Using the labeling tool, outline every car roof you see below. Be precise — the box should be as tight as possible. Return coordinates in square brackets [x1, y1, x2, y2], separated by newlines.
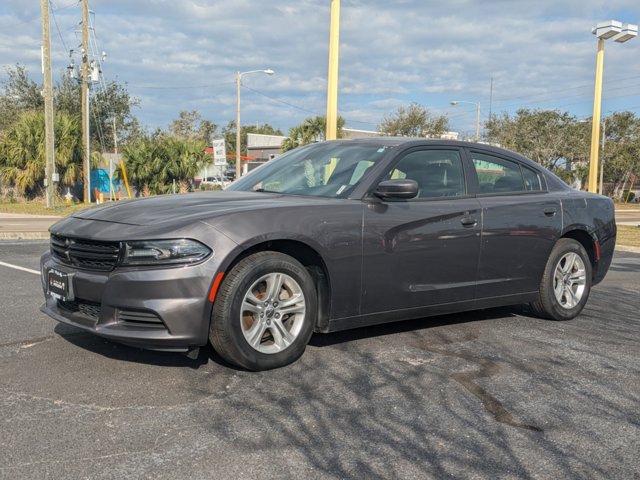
[341, 136, 571, 192]
[339, 137, 538, 168]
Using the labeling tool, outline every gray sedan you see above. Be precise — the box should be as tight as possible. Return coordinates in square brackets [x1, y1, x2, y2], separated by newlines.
[40, 139, 616, 370]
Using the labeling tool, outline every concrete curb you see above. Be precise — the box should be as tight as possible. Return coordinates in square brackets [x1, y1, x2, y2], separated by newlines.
[0, 213, 61, 219]
[0, 232, 50, 240]
[616, 245, 640, 254]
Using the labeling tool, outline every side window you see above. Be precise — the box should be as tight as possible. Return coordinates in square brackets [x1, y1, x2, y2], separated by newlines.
[471, 152, 525, 194]
[386, 149, 465, 199]
[522, 166, 542, 191]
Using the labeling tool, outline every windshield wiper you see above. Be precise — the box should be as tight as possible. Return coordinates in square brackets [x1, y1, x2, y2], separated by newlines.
[253, 188, 280, 193]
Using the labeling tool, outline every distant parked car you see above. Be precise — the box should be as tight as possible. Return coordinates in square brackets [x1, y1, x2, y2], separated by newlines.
[41, 139, 616, 371]
[623, 189, 640, 203]
[201, 176, 231, 188]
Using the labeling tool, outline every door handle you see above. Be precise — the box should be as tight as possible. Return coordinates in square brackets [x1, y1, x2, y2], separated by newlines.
[460, 217, 478, 227]
[543, 208, 557, 217]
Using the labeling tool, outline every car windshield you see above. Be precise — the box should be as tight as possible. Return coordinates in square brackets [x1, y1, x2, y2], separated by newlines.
[228, 142, 394, 198]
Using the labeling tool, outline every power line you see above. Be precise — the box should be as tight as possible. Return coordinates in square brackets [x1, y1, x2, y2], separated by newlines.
[491, 74, 640, 104]
[242, 85, 379, 128]
[49, 1, 69, 53]
[50, 0, 80, 11]
[129, 81, 235, 90]
[241, 85, 318, 115]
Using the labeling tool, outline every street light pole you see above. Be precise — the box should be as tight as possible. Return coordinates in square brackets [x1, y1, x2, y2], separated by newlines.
[451, 100, 481, 142]
[235, 69, 274, 180]
[236, 71, 241, 181]
[588, 38, 605, 194]
[325, 0, 340, 141]
[588, 20, 637, 193]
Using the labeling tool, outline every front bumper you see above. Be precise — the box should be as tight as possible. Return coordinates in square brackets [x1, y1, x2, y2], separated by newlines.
[40, 252, 217, 351]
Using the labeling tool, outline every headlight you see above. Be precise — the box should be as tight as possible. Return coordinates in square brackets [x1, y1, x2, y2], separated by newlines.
[120, 239, 212, 266]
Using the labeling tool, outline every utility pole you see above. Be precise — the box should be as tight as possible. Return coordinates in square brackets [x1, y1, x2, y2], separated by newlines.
[325, 0, 340, 141]
[81, 0, 90, 203]
[488, 76, 493, 120]
[41, 0, 56, 208]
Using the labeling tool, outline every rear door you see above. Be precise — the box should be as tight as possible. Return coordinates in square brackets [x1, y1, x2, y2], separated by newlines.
[468, 149, 562, 298]
[361, 147, 482, 315]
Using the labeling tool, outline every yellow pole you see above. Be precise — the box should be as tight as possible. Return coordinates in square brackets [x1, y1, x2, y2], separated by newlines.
[119, 160, 132, 199]
[626, 175, 637, 203]
[588, 38, 605, 193]
[325, 0, 340, 141]
[236, 71, 242, 180]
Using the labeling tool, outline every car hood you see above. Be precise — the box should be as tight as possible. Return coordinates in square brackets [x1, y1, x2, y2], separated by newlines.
[70, 191, 330, 226]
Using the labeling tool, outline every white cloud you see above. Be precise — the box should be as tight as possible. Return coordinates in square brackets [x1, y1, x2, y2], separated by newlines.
[1, 0, 639, 134]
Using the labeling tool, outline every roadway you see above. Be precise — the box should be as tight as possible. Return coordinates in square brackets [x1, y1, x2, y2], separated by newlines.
[616, 208, 640, 225]
[0, 213, 60, 237]
[0, 240, 638, 478]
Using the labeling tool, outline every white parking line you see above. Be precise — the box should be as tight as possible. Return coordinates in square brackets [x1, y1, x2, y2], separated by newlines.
[0, 261, 40, 275]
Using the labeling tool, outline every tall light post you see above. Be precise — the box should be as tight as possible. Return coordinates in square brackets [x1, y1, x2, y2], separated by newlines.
[325, 0, 340, 140]
[235, 69, 274, 180]
[451, 100, 481, 142]
[588, 20, 637, 193]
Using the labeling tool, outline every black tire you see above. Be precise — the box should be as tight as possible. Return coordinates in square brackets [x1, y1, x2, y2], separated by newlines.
[209, 252, 317, 371]
[530, 238, 592, 321]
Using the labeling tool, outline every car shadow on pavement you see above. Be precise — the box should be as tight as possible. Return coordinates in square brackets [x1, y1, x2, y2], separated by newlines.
[53, 306, 525, 371]
[309, 306, 522, 347]
[53, 324, 216, 369]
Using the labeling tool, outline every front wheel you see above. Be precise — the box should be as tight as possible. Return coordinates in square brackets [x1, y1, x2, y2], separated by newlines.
[209, 252, 317, 371]
[530, 238, 592, 321]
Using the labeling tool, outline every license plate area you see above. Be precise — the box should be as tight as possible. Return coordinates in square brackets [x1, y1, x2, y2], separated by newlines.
[47, 268, 74, 302]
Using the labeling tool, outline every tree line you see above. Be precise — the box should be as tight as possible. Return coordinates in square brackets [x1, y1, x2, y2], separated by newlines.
[0, 65, 283, 199]
[1, 64, 638, 201]
[485, 109, 640, 195]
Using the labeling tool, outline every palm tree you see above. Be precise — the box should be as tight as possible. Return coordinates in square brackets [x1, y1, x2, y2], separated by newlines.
[52, 112, 83, 185]
[0, 110, 83, 198]
[118, 136, 206, 196]
[118, 139, 158, 196]
[282, 115, 346, 152]
[157, 137, 206, 193]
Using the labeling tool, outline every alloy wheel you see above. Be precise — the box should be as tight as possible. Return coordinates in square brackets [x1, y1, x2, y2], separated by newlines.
[552, 252, 587, 309]
[240, 272, 307, 354]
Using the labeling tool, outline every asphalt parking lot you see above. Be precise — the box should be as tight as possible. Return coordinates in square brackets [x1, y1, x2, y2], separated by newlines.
[0, 240, 638, 479]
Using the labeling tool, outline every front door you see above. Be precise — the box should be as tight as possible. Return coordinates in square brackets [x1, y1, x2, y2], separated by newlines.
[361, 147, 482, 315]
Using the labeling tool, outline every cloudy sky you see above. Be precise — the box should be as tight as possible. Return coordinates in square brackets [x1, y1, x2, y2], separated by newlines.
[1, 0, 639, 138]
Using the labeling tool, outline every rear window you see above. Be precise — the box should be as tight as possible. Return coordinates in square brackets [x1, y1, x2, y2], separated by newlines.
[471, 152, 541, 194]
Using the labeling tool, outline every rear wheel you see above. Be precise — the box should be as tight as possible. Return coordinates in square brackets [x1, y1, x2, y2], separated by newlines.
[209, 252, 317, 371]
[530, 238, 592, 321]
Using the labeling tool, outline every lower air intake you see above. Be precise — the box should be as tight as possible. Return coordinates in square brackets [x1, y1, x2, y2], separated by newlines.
[117, 309, 165, 329]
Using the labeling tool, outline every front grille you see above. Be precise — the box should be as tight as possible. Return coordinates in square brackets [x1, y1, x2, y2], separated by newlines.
[57, 299, 101, 320]
[51, 235, 120, 271]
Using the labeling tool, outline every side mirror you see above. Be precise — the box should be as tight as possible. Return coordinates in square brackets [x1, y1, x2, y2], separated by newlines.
[374, 179, 418, 200]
